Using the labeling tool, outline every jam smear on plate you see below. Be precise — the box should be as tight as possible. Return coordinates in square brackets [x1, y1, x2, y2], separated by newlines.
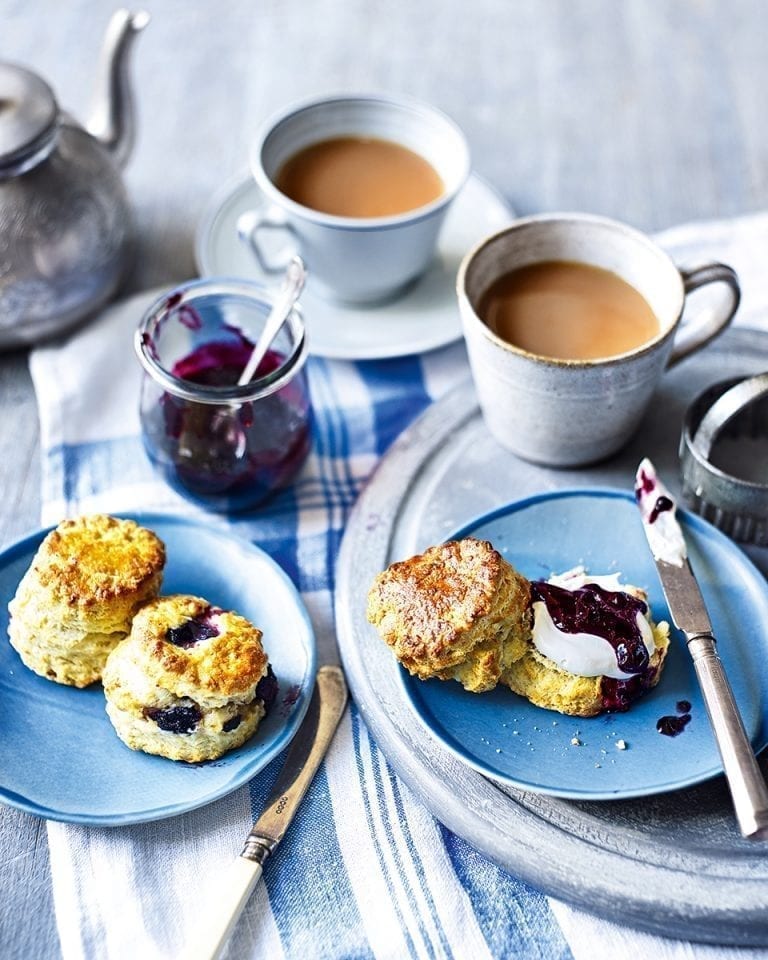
[656, 713, 691, 736]
[657, 698, 693, 736]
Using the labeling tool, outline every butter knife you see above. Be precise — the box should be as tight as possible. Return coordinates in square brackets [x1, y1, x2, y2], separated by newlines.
[635, 458, 768, 839]
[189, 664, 348, 960]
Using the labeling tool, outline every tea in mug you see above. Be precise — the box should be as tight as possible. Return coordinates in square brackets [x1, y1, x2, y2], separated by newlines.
[274, 136, 444, 218]
[479, 260, 660, 361]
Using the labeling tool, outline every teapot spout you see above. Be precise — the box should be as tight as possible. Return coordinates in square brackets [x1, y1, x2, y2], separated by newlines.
[86, 9, 149, 168]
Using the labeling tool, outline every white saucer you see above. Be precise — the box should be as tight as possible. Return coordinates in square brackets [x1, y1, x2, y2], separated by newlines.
[194, 172, 514, 360]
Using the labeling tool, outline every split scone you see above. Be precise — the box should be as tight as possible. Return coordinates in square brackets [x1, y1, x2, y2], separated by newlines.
[367, 541, 669, 716]
[7, 514, 165, 687]
[103, 594, 277, 762]
[500, 570, 670, 717]
[366, 538, 532, 693]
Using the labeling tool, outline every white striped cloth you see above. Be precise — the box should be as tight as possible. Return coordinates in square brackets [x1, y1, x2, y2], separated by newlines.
[29, 211, 768, 960]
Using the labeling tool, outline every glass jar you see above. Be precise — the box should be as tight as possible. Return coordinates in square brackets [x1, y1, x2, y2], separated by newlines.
[135, 277, 311, 512]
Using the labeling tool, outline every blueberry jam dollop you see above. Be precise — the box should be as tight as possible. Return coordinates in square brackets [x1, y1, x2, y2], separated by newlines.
[531, 581, 650, 674]
[255, 665, 278, 716]
[532, 579, 660, 713]
[141, 329, 311, 512]
[166, 615, 219, 649]
[145, 704, 202, 734]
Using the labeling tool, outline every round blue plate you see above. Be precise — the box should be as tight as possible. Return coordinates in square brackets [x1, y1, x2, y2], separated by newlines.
[0, 513, 317, 825]
[399, 489, 768, 799]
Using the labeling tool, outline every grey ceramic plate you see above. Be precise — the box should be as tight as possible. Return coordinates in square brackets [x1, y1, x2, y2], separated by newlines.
[335, 328, 768, 946]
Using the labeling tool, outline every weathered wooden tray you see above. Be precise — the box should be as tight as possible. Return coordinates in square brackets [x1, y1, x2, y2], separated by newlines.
[335, 328, 768, 946]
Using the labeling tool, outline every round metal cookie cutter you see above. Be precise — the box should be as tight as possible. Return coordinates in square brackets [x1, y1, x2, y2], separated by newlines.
[680, 372, 768, 544]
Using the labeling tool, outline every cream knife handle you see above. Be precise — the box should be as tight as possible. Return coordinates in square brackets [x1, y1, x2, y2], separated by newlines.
[189, 856, 264, 960]
[688, 634, 768, 839]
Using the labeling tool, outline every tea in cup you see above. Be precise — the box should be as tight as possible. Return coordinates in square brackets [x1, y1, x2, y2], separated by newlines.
[457, 213, 741, 467]
[241, 93, 471, 305]
[274, 134, 444, 218]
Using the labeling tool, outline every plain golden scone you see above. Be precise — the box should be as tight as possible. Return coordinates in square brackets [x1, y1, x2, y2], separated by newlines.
[366, 538, 531, 692]
[7, 514, 165, 687]
[103, 594, 276, 762]
[501, 617, 670, 717]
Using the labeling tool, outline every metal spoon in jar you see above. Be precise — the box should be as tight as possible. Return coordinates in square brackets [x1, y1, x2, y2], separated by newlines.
[237, 256, 307, 386]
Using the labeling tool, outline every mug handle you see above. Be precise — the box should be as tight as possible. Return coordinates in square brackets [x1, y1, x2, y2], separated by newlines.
[236, 208, 298, 274]
[667, 263, 741, 367]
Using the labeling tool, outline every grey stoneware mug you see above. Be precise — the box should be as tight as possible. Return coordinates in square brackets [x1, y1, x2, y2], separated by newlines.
[240, 93, 470, 305]
[457, 213, 741, 467]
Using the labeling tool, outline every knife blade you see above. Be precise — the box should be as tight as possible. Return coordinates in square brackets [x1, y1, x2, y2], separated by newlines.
[635, 458, 768, 839]
[188, 664, 348, 960]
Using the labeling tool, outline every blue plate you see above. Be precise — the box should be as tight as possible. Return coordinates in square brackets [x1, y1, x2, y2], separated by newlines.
[0, 513, 316, 825]
[399, 489, 768, 799]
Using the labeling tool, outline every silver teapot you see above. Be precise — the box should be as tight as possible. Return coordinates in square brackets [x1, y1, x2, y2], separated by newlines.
[0, 9, 148, 348]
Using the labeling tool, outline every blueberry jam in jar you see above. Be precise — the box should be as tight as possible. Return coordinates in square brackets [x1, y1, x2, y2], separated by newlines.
[135, 279, 311, 512]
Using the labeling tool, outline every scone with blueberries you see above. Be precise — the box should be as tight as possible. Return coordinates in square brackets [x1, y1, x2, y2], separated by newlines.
[367, 539, 669, 716]
[366, 538, 531, 693]
[7, 514, 165, 687]
[103, 594, 277, 762]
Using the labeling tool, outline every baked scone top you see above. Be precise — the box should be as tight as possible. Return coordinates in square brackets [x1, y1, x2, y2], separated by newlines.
[127, 594, 269, 699]
[32, 514, 166, 606]
[366, 538, 530, 669]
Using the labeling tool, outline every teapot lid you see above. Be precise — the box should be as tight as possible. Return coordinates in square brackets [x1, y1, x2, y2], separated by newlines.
[0, 63, 58, 172]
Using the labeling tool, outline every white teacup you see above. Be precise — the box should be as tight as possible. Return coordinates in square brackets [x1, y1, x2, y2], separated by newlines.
[457, 213, 741, 467]
[241, 93, 471, 305]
